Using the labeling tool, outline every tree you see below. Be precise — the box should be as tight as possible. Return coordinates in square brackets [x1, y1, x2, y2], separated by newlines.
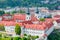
[27, 37, 31, 40]
[44, 14, 52, 18]
[23, 37, 27, 40]
[31, 36, 37, 40]
[47, 14, 52, 18]
[18, 10, 26, 13]
[0, 24, 5, 31]
[15, 24, 21, 35]
[11, 11, 17, 14]
[40, 18, 45, 21]
[24, 34, 27, 36]
[0, 33, 2, 37]
[13, 37, 20, 40]
[36, 36, 39, 38]
[48, 29, 60, 40]
[0, 10, 5, 16]
[27, 35, 31, 40]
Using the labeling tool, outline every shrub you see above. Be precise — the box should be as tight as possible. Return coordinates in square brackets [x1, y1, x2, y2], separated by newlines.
[21, 37, 27, 40]
[2, 37, 11, 40]
[18, 10, 26, 13]
[13, 37, 20, 40]
[36, 36, 39, 38]
[0, 33, 2, 37]
[0, 37, 2, 40]
[40, 18, 45, 21]
[24, 34, 27, 36]
[28, 35, 31, 37]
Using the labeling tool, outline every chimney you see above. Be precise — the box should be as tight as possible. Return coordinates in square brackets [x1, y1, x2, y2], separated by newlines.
[26, 7, 31, 21]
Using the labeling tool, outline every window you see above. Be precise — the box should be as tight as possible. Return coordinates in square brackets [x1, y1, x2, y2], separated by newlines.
[27, 17, 30, 19]
[27, 17, 28, 19]
[29, 17, 30, 19]
[10, 27, 14, 29]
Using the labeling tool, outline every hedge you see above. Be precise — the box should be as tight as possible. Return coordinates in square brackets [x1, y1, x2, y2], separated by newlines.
[13, 37, 21, 40]
[1, 37, 11, 40]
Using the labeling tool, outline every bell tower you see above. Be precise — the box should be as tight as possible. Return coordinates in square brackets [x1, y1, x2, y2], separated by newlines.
[26, 7, 31, 21]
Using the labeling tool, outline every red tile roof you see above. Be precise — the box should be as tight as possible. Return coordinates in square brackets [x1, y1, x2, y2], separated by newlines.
[3, 14, 12, 16]
[0, 21, 22, 26]
[13, 14, 38, 22]
[39, 19, 53, 29]
[22, 21, 33, 24]
[0, 18, 53, 30]
[13, 14, 26, 21]
[2, 18, 13, 21]
[0, 14, 54, 30]
[24, 24, 47, 30]
[43, 21, 53, 29]
[53, 15, 60, 23]
[31, 14, 38, 21]
[54, 15, 60, 18]
[45, 18, 54, 22]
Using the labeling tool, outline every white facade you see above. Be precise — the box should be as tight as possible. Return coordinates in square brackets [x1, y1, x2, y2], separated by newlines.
[45, 25, 54, 35]
[4, 23, 54, 40]
[23, 28, 44, 37]
[22, 25, 54, 37]
[55, 23, 60, 29]
[5, 26, 15, 33]
[35, 13, 40, 19]
[26, 15, 31, 21]
[5, 26, 24, 35]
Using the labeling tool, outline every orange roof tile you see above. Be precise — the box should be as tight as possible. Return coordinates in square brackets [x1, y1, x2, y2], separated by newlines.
[3, 14, 12, 16]
[54, 15, 60, 23]
[0, 21, 22, 26]
[31, 14, 38, 21]
[13, 14, 26, 20]
[24, 24, 47, 30]
[22, 21, 33, 24]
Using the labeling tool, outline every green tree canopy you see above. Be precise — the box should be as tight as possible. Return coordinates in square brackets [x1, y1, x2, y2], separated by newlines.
[39, 18, 45, 21]
[18, 10, 26, 13]
[15, 24, 21, 35]
[0, 10, 5, 16]
[48, 29, 60, 40]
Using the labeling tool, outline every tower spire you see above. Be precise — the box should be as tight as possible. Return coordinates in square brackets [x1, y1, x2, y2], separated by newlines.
[27, 7, 30, 15]
[36, 7, 39, 14]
